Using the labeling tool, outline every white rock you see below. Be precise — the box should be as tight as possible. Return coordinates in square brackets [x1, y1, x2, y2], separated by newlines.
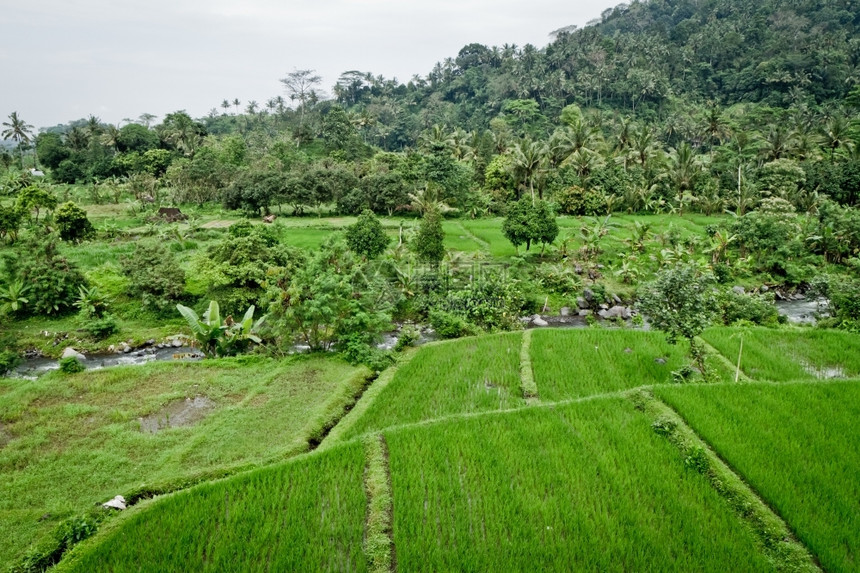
[532, 317, 549, 327]
[61, 347, 85, 361]
[102, 495, 127, 510]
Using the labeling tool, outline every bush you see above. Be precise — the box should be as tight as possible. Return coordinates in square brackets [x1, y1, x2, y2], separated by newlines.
[59, 356, 86, 374]
[13, 235, 87, 316]
[121, 242, 186, 312]
[0, 349, 21, 375]
[346, 210, 390, 259]
[715, 290, 780, 326]
[55, 201, 95, 242]
[554, 185, 607, 216]
[429, 309, 479, 339]
[81, 314, 120, 340]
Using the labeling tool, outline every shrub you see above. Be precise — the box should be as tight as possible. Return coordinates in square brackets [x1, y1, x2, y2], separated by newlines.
[55, 201, 95, 242]
[715, 290, 779, 326]
[59, 356, 86, 374]
[81, 315, 120, 340]
[120, 242, 186, 312]
[414, 208, 445, 264]
[0, 349, 21, 375]
[345, 210, 390, 259]
[14, 235, 87, 316]
[555, 185, 607, 216]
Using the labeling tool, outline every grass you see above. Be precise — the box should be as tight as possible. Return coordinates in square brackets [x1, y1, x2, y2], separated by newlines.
[59, 443, 368, 572]
[384, 397, 773, 572]
[0, 355, 369, 565]
[657, 380, 860, 572]
[340, 333, 524, 439]
[362, 435, 394, 573]
[529, 329, 697, 400]
[702, 327, 860, 381]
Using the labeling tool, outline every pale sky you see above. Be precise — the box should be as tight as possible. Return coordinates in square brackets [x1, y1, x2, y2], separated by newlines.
[2, 1, 620, 130]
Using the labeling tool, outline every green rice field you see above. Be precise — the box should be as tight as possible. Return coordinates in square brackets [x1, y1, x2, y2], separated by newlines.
[60, 443, 368, 572]
[529, 329, 694, 400]
[702, 327, 860, 381]
[0, 356, 369, 566]
[385, 397, 771, 571]
[657, 380, 860, 572]
[340, 333, 524, 439]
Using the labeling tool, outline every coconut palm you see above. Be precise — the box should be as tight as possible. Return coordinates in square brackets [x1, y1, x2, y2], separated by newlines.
[2, 112, 34, 165]
[509, 139, 548, 201]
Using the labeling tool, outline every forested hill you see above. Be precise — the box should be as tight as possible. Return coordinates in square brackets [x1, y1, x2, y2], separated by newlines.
[323, 0, 860, 146]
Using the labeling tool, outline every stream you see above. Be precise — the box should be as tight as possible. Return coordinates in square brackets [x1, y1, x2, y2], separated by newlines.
[5, 298, 826, 380]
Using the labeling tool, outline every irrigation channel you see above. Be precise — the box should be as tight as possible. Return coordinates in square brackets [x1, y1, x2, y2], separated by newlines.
[7, 299, 823, 379]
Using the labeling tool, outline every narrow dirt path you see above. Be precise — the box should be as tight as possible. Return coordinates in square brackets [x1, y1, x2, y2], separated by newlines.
[455, 221, 491, 252]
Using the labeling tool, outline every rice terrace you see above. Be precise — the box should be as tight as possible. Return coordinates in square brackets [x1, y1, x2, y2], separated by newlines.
[3, 0, 860, 570]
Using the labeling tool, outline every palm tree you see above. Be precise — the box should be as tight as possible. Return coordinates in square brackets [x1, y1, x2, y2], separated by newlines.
[820, 115, 851, 160]
[2, 112, 34, 165]
[510, 139, 547, 202]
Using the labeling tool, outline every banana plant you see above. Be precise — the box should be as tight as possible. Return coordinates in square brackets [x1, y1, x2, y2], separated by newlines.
[176, 301, 265, 357]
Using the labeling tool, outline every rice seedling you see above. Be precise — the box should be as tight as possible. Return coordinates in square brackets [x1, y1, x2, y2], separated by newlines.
[529, 329, 692, 400]
[702, 327, 860, 381]
[657, 380, 860, 572]
[60, 443, 368, 572]
[341, 333, 524, 439]
[385, 397, 772, 571]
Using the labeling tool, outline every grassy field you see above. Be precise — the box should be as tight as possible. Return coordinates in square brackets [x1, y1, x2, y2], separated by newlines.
[657, 380, 860, 572]
[529, 329, 716, 400]
[702, 327, 860, 381]
[0, 356, 369, 565]
[60, 443, 368, 572]
[340, 333, 524, 440]
[385, 397, 773, 572]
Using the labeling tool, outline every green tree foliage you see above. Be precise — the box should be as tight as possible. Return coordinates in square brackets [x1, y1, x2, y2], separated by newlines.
[35, 133, 70, 170]
[413, 208, 445, 264]
[55, 202, 95, 242]
[223, 170, 286, 216]
[7, 234, 87, 316]
[267, 236, 391, 351]
[345, 210, 390, 259]
[502, 199, 558, 252]
[120, 242, 186, 312]
[638, 263, 718, 373]
[116, 123, 159, 153]
[0, 204, 23, 243]
[17, 186, 58, 222]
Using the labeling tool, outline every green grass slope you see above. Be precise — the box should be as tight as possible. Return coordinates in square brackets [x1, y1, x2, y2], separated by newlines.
[657, 380, 860, 572]
[0, 356, 369, 566]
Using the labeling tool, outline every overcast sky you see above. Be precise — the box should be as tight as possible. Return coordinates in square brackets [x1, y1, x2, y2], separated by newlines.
[2, 0, 620, 130]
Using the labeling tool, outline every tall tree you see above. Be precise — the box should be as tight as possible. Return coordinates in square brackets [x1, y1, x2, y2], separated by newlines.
[280, 68, 322, 132]
[2, 112, 34, 166]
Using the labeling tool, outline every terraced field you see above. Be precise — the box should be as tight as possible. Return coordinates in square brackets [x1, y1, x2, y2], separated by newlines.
[11, 328, 860, 572]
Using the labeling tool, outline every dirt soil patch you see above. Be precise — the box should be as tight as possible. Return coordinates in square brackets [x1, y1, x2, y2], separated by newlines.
[139, 397, 215, 433]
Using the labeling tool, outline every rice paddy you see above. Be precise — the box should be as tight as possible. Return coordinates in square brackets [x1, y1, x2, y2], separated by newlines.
[384, 397, 773, 572]
[657, 380, 860, 572]
[0, 356, 369, 566]
[7, 327, 860, 571]
[60, 443, 368, 572]
[340, 333, 524, 439]
[702, 327, 860, 381]
[529, 329, 692, 400]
